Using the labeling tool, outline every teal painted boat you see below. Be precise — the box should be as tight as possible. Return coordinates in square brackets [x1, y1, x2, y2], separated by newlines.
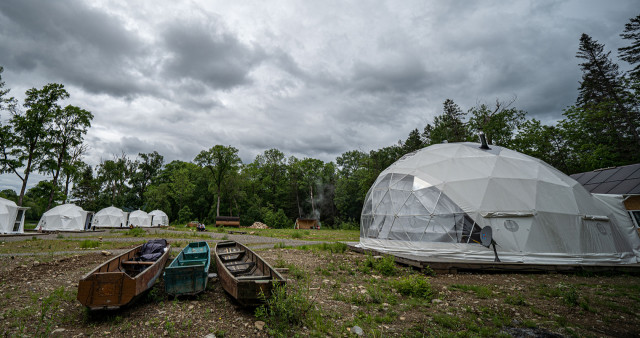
[164, 241, 210, 296]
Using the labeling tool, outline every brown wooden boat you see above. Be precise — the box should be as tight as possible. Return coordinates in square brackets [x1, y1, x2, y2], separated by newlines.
[77, 240, 171, 310]
[215, 240, 285, 306]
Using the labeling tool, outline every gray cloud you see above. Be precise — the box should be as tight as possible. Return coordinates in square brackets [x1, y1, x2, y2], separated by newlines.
[161, 19, 266, 90]
[1, 0, 638, 191]
[0, 0, 150, 98]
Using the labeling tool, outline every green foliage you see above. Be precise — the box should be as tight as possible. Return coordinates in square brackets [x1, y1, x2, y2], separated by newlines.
[262, 207, 290, 229]
[450, 284, 493, 299]
[79, 240, 100, 249]
[177, 205, 193, 224]
[255, 283, 315, 337]
[35, 287, 75, 336]
[505, 293, 527, 306]
[359, 254, 397, 276]
[393, 275, 433, 299]
[125, 227, 146, 237]
[315, 242, 348, 253]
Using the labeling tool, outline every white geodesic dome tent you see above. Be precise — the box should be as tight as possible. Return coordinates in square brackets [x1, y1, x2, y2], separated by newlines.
[149, 210, 169, 226]
[37, 204, 94, 231]
[359, 142, 640, 264]
[128, 210, 151, 227]
[0, 197, 27, 234]
[93, 206, 127, 228]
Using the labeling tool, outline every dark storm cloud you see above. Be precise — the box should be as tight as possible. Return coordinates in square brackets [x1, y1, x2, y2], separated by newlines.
[161, 19, 266, 90]
[0, 0, 149, 98]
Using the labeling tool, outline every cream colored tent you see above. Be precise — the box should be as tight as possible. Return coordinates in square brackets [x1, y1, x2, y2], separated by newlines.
[149, 210, 169, 227]
[128, 210, 151, 227]
[37, 204, 94, 231]
[0, 197, 28, 234]
[93, 206, 128, 228]
[359, 142, 640, 264]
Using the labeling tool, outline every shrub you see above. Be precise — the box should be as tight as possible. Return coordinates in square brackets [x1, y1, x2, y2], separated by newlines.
[360, 254, 397, 276]
[291, 232, 302, 239]
[80, 240, 100, 249]
[177, 206, 193, 224]
[126, 227, 146, 237]
[316, 242, 348, 253]
[393, 274, 433, 300]
[255, 283, 315, 336]
[260, 207, 290, 229]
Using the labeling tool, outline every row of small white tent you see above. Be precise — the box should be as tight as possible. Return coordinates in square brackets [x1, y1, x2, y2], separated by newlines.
[92, 207, 169, 228]
[36, 205, 169, 231]
[0, 200, 169, 233]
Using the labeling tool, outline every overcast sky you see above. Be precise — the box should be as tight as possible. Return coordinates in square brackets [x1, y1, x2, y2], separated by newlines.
[1, 0, 638, 192]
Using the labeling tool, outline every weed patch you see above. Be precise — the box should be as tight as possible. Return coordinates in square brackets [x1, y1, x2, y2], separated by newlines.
[255, 283, 316, 337]
[450, 284, 493, 299]
[359, 254, 397, 276]
[393, 274, 433, 300]
[80, 240, 100, 249]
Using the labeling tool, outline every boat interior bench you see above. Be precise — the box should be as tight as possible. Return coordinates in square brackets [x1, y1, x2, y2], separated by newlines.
[179, 259, 206, 266]
[219, 250, 246, 262]
[236, 275, 269, 280]
[225, 261, 256, 275]
[122, 260, 155, 265]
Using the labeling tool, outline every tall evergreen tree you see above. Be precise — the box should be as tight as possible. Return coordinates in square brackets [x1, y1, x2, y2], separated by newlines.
[619, 14, 640, 80]
[577, 34, 639, 144]
[426, 99, 469, 145]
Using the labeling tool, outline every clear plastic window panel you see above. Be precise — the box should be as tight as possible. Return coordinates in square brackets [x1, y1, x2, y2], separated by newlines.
[362, 173, 480, 244]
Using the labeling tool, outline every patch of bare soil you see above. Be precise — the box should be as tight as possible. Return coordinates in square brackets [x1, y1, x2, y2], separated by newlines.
[0, 247, 639, 337]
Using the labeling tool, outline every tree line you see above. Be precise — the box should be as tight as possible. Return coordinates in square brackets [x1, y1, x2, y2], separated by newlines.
[1, 15, 639, 227]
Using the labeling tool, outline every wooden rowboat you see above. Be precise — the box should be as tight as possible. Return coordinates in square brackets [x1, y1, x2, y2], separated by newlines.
[77, 240, 170, 310]
[215, 240, 285, 306]
[164, 241, 211, 296]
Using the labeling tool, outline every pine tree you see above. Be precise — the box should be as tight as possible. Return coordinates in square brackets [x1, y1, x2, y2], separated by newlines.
[619, 14, 640, 80]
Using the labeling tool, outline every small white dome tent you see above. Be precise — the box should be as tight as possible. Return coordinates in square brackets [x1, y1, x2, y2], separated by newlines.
[149, 210, 169, 227]
[0, 197, 28, 234]
[128, 210, 151, 227]
[359, 142, 640, 265]
[94, 206, 128, 228]
[37, 204, 94, 231]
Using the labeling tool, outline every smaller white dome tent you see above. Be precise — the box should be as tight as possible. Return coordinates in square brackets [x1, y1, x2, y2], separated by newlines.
[37, 204, 94, 231]
[0, 197, 28, 234]
[128, 210, 152, 227]
[94, 206, 127, 228]
[149, 210, 169, 227]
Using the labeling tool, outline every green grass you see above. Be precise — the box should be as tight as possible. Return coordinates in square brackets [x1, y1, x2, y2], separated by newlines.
[0, 239, 143, 254]
[358, 254, 398, 276]
[393, 274, 434, 300]
[225, 228, 359, 242]
[450, 284, 493, 299]
[79, 240, 100, 249]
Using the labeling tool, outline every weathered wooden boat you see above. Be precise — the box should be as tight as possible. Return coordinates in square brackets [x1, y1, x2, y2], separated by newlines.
[215, 240, 286, 306]
[77, 239, 170, 310]
[164, 241, 211, 296]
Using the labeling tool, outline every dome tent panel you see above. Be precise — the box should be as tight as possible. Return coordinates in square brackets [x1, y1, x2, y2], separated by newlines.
[37, 204, 93, 231]
[128, 210, 152, 227]
[0, 197, 27, 234]
[94, 206, 127, 228]
[389, 190, 412, 215]
[358, 142, 640, 264]
[440, 179, 490, 214]
[479, 178, 537, 212]
[149, 210, 169, 226]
